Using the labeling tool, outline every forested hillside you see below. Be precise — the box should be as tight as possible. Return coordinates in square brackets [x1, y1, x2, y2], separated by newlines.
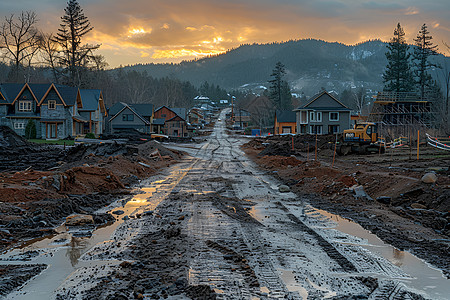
[120, 39, 449, 97]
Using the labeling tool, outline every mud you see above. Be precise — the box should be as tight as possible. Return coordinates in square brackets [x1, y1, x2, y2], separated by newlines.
[0, 125, 182, 252]
[242, 136, 450, 278]
[1, 113, 448, 299]
[0, 264, 47, 296]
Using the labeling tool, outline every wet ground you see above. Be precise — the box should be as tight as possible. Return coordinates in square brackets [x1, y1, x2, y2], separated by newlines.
[0, 109, 449, 299]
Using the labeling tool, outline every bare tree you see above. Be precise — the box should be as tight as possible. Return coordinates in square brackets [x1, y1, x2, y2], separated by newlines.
[39, 32, 60, 83]
[0, 11, 40, 82]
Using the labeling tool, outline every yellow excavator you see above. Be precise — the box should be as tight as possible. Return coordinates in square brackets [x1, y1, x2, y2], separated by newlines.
[336, 122, 385, 155]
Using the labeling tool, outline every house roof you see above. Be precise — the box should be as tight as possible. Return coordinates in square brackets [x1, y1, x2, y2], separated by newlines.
[295, 91, 350, 111]
[171, 108, 186, 119]
[129, 103, 153, 117]
[0, 83, 26, 104]
[28, 83, 52, 101]
[155, 106, 186, 119]
[276, 110, 296, 123]
[54, 85, 80, 106]
[152, 118, 165, 125]
[108, 102, 127, 116]
[79, 89, 101, 111]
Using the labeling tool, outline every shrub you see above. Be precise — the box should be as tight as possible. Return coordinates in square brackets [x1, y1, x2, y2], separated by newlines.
[25, 120, 37, 139]
[85, 132, 96, 139]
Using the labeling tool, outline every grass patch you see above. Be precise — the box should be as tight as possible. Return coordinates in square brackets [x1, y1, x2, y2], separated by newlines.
[28, 139, 75, 146]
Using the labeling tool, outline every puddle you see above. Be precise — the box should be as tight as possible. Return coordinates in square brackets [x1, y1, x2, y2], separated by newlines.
[278, 269, 308, 299]
[313, 208, 450, 300]
[0, 164, 191, 300]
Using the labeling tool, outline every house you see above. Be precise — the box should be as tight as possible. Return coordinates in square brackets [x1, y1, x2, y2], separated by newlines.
[0, 82, 107, 139]
[294, 91, 351, 134]
[274, 110, 296, 134]
[154, 106, 189, 137]
[39, 84, 86, 139]
[108, 102, 154, 134]
[0, 83, 42, 137]
[79, 89, 107, 136]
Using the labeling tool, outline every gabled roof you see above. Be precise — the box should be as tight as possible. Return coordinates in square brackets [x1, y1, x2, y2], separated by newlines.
[28, 83, 52, 101]
[12, 83, 39, 104]
[55, 85, 80, 107]
[276, 110, 296, 123]
[108, 102, 127, 116]
[296, 90, 350, 111]
[155, 106, 186, 119]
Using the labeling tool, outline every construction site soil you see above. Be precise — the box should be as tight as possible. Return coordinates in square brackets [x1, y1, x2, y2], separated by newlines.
[242, 134, 450, 278]
[0, 126, 182, 253]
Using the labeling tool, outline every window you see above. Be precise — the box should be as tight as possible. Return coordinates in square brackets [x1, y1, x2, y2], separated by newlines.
[122, 114, 134, 121]
[299, 111, 308, 124]
[309, 111, 322, 122]
[19, 101, 32, 112]
[282, 126, 292, 134]
[14, 122, 25, 129]
[48, 100, 56, 110]
[329, 112, 339, 121]
[328, 125, 340, 133]
[309, 125, 322, 134]
[161, 114, 166, 118]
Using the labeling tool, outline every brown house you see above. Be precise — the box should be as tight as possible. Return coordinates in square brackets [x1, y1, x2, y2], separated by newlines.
[154, 106, 188, 137]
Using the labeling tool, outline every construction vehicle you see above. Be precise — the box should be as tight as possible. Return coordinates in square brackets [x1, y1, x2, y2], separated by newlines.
[336, 122, 385, 155]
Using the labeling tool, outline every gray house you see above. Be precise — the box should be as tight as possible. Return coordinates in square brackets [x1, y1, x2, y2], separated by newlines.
[39, 84, 85, 139]
[294, 91, 351, 134]
[0, 83, 44, 137]
[108, 102, 154, 134]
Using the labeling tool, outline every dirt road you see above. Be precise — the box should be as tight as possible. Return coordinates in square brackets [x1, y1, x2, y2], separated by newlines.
[1, 109, 448, 299]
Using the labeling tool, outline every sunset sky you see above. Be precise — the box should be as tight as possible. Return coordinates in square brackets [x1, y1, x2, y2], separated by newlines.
[2, 0, 450, 67]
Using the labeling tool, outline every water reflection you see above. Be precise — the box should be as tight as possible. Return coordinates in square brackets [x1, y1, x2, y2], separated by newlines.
[66, 236, 88, 266]
[392, 248, 405, 267]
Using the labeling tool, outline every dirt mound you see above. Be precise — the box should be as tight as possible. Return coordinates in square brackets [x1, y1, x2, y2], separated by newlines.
[0, 126, 31, 148]
[244, 134, 336, 157]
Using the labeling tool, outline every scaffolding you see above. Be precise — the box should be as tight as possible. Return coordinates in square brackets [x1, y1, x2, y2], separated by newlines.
[368, 92, 435, 139]
[368, 92, 434, 126]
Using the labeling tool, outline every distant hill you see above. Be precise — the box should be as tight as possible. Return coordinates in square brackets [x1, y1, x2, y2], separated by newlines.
[120, 38, 449, 97]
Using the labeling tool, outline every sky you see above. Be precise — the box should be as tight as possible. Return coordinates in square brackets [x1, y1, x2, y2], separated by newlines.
[1, 0, 449, 68]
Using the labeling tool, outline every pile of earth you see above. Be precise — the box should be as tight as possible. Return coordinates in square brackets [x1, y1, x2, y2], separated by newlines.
[255, 134, 336, 157]
[242, 138, 450, 277]
[0, 136, 183, 252]
[0, 126, 65, 171]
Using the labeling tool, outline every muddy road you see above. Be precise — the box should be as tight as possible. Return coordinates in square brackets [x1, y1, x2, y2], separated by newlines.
[1, 109, 449, 299]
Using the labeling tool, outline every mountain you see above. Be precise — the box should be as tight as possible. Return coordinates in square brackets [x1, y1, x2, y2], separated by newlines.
[118, 39, 449, 97]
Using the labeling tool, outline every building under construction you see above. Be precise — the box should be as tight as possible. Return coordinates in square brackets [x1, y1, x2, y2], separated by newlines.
[368, 91, 434, 137]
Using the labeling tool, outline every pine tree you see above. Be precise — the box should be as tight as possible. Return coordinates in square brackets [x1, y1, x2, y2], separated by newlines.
[53, 0, 99, 86]
[383, 23, 414, 93]
[413, 23, 439, 98]
[269, 62, 291, 109]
